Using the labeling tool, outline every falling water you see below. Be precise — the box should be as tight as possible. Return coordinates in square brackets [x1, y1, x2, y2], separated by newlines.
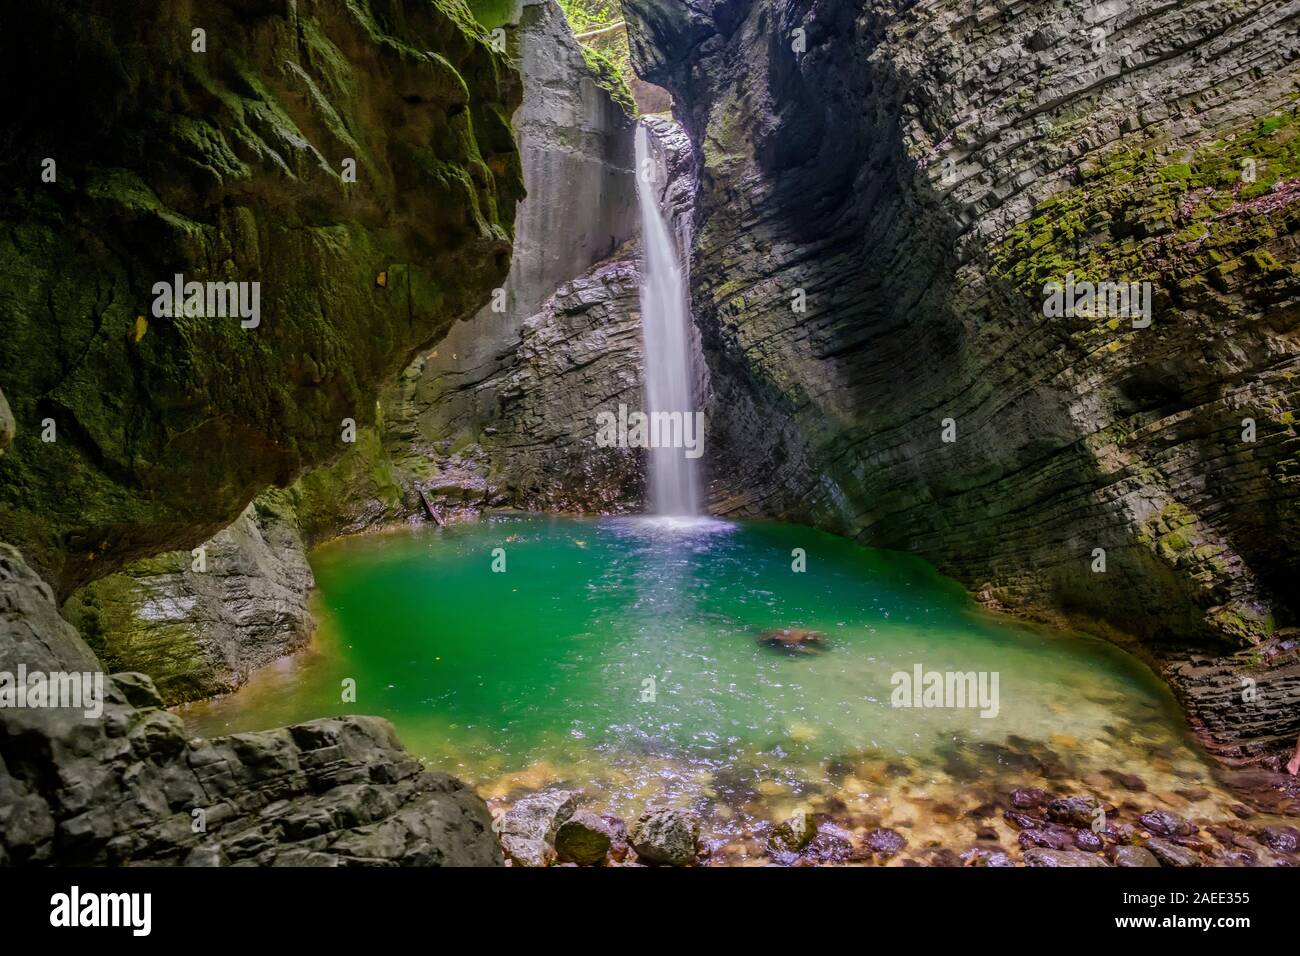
[635, 122, 701, 516]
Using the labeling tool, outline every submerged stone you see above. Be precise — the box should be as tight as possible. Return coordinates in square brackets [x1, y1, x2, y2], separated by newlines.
[1144, 837, 1202, 867]
[1112, 845, 1160, 867]
[768, 810, 818, 854]
[1023, 848, 1109, 867]
[863, 827, 907, 857]
[758, 628, 825, 652]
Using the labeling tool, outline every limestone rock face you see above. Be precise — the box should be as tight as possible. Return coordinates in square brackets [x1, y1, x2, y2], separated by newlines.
[0, 0, 523, 600]
[409, 249, 649, 512]
[418, 0, 640, 482]
[0, 543, 501, 866]
[62, 491, 315, 705]
[623, 0, 1300, 759]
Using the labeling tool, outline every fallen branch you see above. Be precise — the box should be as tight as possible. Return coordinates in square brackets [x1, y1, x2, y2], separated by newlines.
[573, 21, 626, 40]
[416, 486, 444, 526]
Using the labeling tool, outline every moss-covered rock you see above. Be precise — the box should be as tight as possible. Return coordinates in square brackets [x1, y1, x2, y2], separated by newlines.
[62, 489, 316, 705]
[0, 0, 524, 599]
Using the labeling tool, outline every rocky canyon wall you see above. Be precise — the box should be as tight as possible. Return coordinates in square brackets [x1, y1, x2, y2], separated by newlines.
[57, 0, 688, 703]
[0, 0, 516, 865]
[623, 0, 1300, 764]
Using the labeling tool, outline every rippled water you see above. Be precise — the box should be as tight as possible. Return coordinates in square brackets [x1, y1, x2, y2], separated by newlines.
[182, 515, 1260, 863]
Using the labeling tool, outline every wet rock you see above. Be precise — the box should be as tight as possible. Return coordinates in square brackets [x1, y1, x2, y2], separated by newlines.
[1104, 771, 1148, 792]
[1010, 787, 1047, 809]
[1046, 795, 1101, 828]
[1018, 825, 1078, 851]
[629, 807, 699, 866]
[1112, 846, 1160, 867]
[1139, 809, 1195, 837]
[961, 847, 1014, 867]
[1145, 837, 1202, 867]
[554, 810, 615, 866]
[803, 823, 855, 863]
[757, 628, 824, 652]
[768, 810, 817, 854]
[1258, 826, 1300, 853]
[1219, 849, 1259, 866]
[1074, 828, 1105, 852]
[499, 790, 578, 867]
[976, 826, 999, 841]
[1102, 822, 1140, 846]
[602, 814, 631, 863]
[1023, 848, 1109, 867]
[863, 827, 907, 857]
[921, 847, 962, 867]
[1003, 810, 1045, 831]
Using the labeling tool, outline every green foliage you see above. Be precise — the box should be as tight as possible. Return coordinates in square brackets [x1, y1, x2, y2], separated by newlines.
[581, 44, 636, 116]
[556, 0, 623, 33]
[464, 0, 516, 29]
[557, 0, 637, 116]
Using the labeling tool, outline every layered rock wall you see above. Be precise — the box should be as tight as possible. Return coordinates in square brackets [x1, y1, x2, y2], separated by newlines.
[623, 0, 1300, 762]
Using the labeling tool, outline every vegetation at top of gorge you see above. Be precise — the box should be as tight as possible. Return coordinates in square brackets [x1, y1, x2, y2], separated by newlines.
[466, 0, 636, 113]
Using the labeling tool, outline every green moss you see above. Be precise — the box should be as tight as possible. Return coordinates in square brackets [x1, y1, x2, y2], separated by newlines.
[288, 424, 406, 543]
[466, 0, 517, 28]
[580, 44, 636, 117]
[992, 103, 1300, 336]
[0, 0, 523, 596]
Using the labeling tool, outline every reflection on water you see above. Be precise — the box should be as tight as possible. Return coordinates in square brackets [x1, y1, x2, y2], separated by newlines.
[179, 515, 1286, 864]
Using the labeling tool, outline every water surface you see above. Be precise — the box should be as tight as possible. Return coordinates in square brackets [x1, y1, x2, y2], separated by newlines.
[183, 515, 1243, 863]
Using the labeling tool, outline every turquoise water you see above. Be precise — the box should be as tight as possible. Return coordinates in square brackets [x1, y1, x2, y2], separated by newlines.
[182, 514, 1234, 860]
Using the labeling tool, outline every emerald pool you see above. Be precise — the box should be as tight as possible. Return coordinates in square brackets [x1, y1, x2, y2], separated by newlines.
[181, 514, 1241, 863]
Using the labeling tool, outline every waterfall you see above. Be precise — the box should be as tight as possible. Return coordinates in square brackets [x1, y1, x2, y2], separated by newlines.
[635, 122, 702, 517]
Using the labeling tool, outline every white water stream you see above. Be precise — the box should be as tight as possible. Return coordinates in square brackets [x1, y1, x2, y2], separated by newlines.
[634, 122, 702, 516]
